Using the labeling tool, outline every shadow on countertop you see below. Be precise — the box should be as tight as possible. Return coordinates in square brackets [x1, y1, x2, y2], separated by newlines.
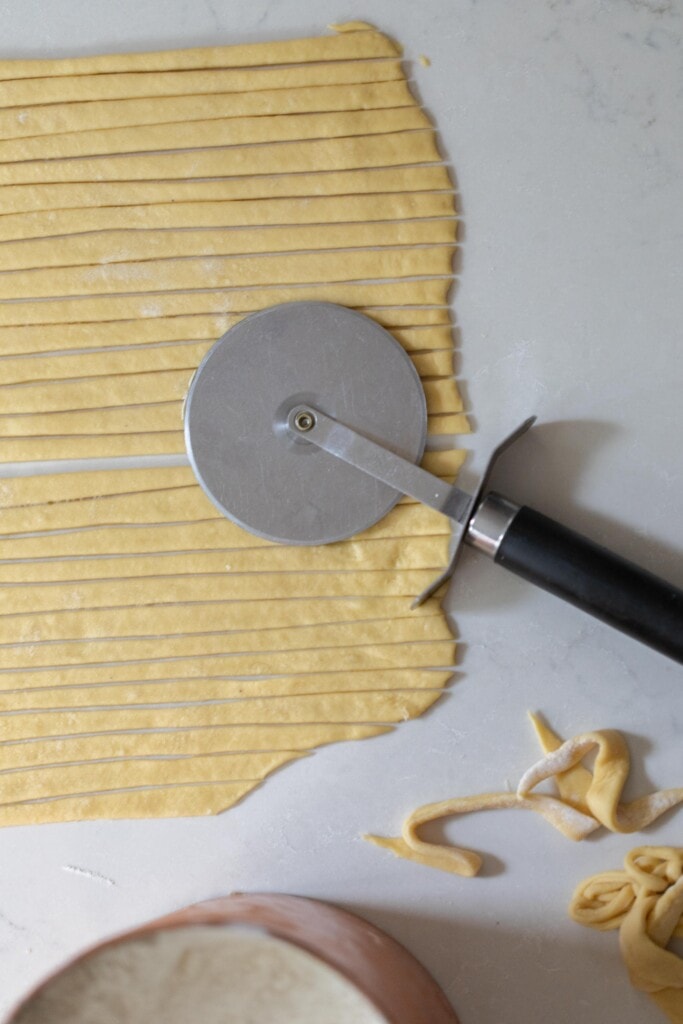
[342, 901, 655, 1024]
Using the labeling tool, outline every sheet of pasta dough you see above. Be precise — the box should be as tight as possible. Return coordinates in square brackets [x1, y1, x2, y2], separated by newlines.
[0, 22, 464, 460]
[0, 24, 461, 826]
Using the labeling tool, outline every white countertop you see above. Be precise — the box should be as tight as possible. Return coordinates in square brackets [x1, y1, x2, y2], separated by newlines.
[0, 2, 681, 1022]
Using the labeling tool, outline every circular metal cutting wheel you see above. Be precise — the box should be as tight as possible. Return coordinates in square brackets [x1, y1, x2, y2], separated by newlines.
[184, 301, 428, 545]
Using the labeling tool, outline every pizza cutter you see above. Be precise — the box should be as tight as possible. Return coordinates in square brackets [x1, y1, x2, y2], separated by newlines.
[184, 302, 683, 664]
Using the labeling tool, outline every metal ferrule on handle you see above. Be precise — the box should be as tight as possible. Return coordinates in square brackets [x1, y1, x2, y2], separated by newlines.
[466, 494, 519, 557]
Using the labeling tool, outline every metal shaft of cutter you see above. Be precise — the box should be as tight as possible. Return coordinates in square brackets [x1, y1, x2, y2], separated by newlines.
[287, 405, 474, 524]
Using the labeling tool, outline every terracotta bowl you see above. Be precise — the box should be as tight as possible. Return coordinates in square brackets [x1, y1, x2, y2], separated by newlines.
[5, 893, 460, 1024]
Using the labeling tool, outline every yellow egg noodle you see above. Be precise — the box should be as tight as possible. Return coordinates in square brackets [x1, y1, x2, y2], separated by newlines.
[0, 22, 462, 461]
[0, 24, 464, 826]
[365, 713, 683, 876]
[570, 847, 683, 1024]
[0, 460, 462, 826]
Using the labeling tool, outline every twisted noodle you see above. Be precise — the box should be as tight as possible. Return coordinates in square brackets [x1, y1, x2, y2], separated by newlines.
[517, 730, 683, 833]
[570, 847, 683, 1023]
[365, 714, 683, 877]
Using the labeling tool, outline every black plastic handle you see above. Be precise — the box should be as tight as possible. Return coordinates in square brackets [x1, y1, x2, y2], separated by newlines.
[495, 505, 683, 663]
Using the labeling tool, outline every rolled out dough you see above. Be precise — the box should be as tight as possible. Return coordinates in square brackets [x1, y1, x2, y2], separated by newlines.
[0, 24, 462, 828]
[0, 55, 404, 111]
[0, 461, 455, 826]
[0, 22, 463, 459]
[0, 78, 414, 141]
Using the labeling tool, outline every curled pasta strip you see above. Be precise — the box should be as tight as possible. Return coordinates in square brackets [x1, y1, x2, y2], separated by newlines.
[365, 714, 683, 877]
[365, 790, 598, 877]
[517, 730, 683, 833]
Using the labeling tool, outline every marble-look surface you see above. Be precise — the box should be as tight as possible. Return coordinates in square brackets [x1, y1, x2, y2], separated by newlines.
[0, 2, 681, 1022]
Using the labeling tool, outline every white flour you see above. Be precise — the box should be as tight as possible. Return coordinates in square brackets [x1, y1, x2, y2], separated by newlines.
[13, 925, 387, 1024]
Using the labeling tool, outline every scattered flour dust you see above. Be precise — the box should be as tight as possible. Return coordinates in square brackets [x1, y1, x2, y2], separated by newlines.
[139, 302, 163, 318]
[13, 926, 388, 1024]
[62, 864, 115, 886]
